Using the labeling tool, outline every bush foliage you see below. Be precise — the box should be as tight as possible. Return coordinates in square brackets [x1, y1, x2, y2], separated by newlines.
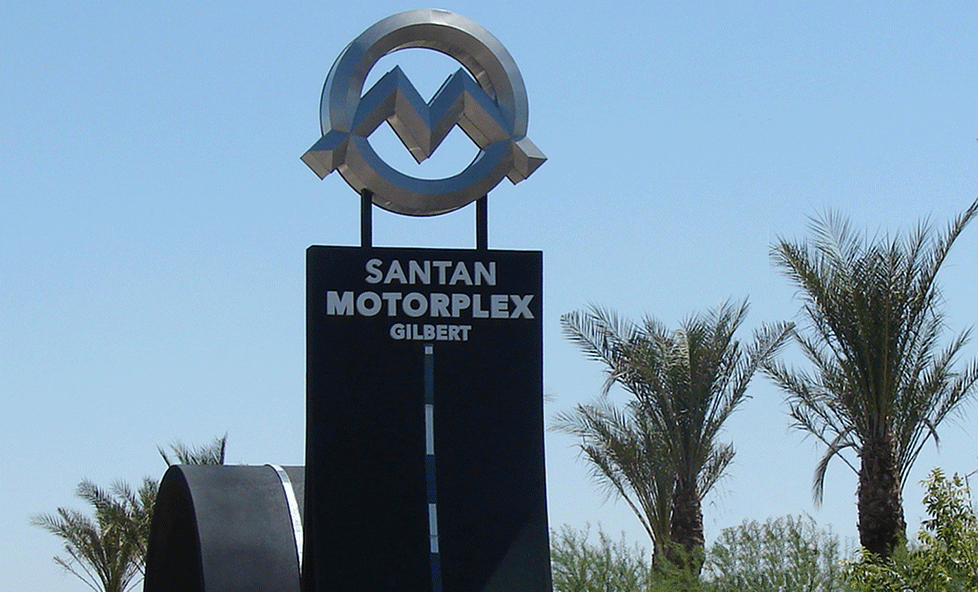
[706, 515, 843, 591]
[551, 469, 978, 592]
[552, 516, 843, 592]
[844, 468, 978, 591]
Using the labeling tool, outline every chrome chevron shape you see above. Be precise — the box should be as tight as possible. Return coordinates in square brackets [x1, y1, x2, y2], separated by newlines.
[308, 66, 513, 171]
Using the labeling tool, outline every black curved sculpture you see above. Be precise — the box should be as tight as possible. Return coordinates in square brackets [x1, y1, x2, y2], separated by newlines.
[143, 464, 304, 592]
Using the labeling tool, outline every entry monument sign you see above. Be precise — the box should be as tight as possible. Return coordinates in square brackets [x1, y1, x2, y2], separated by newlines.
[303, 9, 551, 592]
[142, 10, 549, 592]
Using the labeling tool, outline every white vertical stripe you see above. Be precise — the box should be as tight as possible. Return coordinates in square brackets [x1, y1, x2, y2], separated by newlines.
[428, 503, 439, 535]
[425, 404, 435, 455]
[268, 464, 303, 568]
[428, 503, 440, 552]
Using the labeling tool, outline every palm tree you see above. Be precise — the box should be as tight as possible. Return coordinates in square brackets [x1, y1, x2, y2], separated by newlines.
[764, 199, 978, 559]
[557, 301, 791, 572]
[31, 478, 157, 592]
[553, 388, 674, 567]
[32, 435, 228, 591]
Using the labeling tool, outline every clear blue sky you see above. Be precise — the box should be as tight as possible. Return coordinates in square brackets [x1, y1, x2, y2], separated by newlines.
[2, 2, 977, 590]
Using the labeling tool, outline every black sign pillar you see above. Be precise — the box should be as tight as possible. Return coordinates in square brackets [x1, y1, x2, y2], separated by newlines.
[305, 246, 550, 592]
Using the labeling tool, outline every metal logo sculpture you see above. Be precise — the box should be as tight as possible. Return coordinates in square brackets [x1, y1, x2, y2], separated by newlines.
[301, 9, 546, 216]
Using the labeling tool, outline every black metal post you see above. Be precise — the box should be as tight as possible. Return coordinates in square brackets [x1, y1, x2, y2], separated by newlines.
[361, 190, 373, 248]
[476, 195, 488, 251]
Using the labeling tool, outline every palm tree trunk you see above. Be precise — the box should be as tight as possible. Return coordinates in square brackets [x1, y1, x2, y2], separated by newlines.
[668, 476, 704, 573]
[857, 432, 906, 558]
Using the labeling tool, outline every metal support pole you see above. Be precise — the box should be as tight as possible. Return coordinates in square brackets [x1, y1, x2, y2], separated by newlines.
[361, 190, 373, 248]
[476, 195, 488, 251]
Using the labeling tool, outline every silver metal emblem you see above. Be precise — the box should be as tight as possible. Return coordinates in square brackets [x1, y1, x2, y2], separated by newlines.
[302, 9, 546, 216]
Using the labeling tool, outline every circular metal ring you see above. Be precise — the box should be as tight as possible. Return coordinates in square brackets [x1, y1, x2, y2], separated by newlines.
[302, 9, 545, 216]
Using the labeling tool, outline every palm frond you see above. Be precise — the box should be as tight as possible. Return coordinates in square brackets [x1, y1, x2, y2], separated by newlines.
[158, 434, 227, 466]
[697, 442, 735, 498]
[811, 429, 859, 506]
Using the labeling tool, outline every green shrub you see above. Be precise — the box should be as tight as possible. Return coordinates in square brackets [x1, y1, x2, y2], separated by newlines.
[844, 468, 978, 591]
[705, 515, 843, 592]
[551, 524, 653, 592]
[552, 516, 844, 592]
